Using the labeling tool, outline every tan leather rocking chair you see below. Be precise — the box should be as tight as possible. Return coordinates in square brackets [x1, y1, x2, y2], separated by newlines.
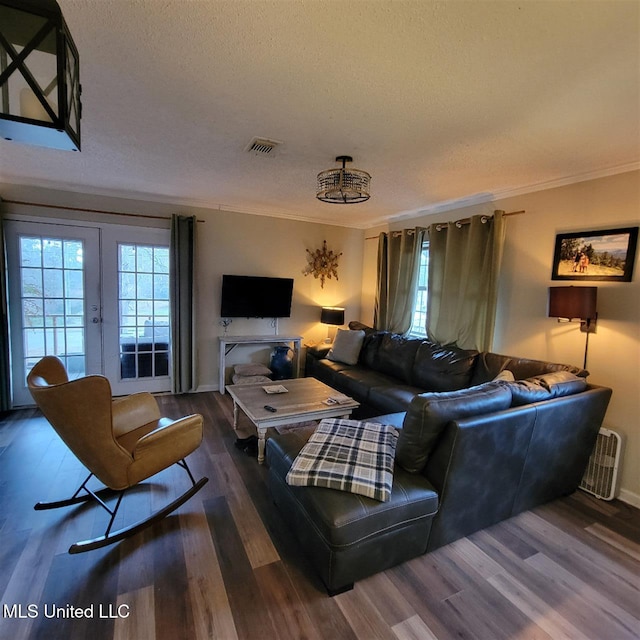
[27, 356, 208, 553]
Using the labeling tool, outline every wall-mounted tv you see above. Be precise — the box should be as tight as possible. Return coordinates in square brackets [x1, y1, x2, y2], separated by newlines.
[220, 275, 294, 318]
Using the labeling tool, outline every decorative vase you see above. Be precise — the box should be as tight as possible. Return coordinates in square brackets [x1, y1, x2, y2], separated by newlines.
[270, 345, 293, 380]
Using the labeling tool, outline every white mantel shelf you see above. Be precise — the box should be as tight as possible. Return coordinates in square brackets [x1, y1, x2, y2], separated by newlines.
[218, 334, 303, 394]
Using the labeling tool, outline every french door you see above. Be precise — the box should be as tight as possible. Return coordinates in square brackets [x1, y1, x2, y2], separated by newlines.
[101, 225, 171, 396]
[5, 219, 171, 406]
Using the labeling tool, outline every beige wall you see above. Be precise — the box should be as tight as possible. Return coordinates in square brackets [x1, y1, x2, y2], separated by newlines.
[362, 170, 640, 504]
[4, 172, 639, 502]
[0, 184, 364, 393]
[194, 208, 364, 389]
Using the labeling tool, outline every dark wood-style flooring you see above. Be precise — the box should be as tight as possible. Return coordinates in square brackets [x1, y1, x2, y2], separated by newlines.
[0, 391, 638, 640]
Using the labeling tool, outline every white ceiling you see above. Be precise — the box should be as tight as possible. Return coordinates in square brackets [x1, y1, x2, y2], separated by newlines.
[1, 0, 639, 229]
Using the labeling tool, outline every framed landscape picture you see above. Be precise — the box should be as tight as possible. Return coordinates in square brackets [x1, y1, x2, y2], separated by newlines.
[551, 226, 638, 281]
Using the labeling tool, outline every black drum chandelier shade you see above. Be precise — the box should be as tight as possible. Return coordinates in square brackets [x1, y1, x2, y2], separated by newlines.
[316, 155, 371, 204]
[0, 0, 81, 151]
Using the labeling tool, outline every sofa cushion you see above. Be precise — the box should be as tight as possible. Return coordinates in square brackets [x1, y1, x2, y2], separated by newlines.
[367, 384, 424, 414]
[471, 351, 587, 386]
[306, 357, 350, 388]
[370, 412, 407, 429]
[372, 333, 422, 384]
[411, 340, 479, 392]
[331, 367, 399, 404]
[505, 371, 588, 407]
[327, 329, 365, 365]
[359, 331, 386, 368]
[268, 433, 438, 548]
[396, 382, 513, 473]
[286, 418, 399, 502]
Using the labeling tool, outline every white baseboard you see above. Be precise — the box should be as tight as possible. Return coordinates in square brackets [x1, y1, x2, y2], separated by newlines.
[618, 488, 640, 509]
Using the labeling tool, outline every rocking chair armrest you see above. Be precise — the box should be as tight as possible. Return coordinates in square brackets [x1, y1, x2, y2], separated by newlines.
[112, 392, 162, 437]
[133, 414, 204, 461]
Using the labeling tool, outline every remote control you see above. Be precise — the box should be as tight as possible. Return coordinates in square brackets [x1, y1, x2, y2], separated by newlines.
[264, 405, 277, 412]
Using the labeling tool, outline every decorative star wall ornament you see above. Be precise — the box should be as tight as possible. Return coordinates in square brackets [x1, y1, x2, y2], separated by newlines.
[303, 240, 342, 288]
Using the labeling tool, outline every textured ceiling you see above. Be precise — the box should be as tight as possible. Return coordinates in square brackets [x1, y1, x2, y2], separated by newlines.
[1, 0, 639, 228]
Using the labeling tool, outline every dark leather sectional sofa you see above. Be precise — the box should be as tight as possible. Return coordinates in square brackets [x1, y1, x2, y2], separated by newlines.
[267, 323, 612, 595]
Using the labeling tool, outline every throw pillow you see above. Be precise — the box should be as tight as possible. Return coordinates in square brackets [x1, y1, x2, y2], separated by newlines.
[286, 418, 399, 502]
[231, 374, 273, 385]
[471, 352, 587, 386]
[537, 370, 587, 394]
[327, 329, 365, 365]
[396, 382, 513, 474]
[504, 378, 552, 406]
[506, 371, 587, 407]
[493, 369, 515, 382]
[234, 363, 272, 377]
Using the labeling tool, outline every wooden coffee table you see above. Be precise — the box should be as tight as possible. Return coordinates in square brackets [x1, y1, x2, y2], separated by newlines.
[225, 377, 359, 463]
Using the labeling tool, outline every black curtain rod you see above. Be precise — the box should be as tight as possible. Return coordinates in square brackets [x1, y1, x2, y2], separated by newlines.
[1, 199, 205, 223]
[365, 209, 525, 240]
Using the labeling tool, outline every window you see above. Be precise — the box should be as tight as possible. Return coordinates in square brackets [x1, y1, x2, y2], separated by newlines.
[118, 243, 170, 379]
[407, 241, 429, 337]
[19, 235, 87, 377]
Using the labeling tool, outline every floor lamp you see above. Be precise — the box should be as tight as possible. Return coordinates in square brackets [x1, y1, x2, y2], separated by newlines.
[548, 286, 598, 369]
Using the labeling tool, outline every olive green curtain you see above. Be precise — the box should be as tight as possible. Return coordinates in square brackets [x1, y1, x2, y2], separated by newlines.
[374, 227, 426, 334]
[170, 215, 197, 393]
[427, 211, 505, 351]
[0, 207, 11, 412]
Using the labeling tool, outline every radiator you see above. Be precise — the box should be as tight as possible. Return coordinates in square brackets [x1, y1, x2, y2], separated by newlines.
[580, 427, 623, 501]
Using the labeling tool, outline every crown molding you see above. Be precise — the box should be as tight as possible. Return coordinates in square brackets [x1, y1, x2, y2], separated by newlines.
[369, 162, 640, 228]
[3, 160, 638, 232]
[0, 174, 361, 230]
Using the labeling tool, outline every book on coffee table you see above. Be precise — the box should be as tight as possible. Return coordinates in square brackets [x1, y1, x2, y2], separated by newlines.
[263, 385, 288, 394]
[323, 393, 353, 405]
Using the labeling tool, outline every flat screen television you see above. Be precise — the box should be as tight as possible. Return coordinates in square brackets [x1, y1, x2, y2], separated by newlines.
[220, 275, 294, 318]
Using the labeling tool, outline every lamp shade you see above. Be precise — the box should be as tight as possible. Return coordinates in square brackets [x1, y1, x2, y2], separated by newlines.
[320, 307, 345, 326]
[548, 286, 597, 320]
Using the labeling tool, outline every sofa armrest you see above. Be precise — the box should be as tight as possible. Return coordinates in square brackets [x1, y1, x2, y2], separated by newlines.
[306, 343, 332, 360]
[424, 406, 537, 551]
[512, 384, 611, 512]
[424, 384, 612, 551]
[134, 414, 203, 460]
[127, 414, 204, 485]
[368, 412, 406, 429]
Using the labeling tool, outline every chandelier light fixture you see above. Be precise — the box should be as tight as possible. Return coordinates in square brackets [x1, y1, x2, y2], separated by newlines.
[316, 155, 371, 204]
[0, 0, 81, 151]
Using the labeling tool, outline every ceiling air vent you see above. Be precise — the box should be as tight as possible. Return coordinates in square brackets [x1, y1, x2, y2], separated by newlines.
[245, 137, 282, 157]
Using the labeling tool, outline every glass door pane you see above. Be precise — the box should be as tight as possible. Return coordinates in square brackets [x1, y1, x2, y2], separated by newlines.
[20, 235, 85, 376]
[118, 243, 170, 380]
[6, 221, 101, 406]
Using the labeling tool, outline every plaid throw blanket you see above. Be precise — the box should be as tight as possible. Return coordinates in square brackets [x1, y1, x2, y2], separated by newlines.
[286, 418, 399, 502]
